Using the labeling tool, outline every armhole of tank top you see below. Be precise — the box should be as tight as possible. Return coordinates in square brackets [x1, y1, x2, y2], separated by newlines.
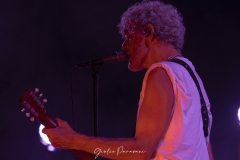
[149, 64, 177, 138]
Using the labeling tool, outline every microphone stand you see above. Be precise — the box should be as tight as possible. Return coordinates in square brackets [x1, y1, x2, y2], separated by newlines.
[75, 52, 128, 134]
[90, 60, 104, 139]
[72, 52, 128, 160]
[91, 65, 101, 137]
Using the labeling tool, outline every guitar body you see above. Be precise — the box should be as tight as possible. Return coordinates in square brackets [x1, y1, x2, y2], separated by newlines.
[19, 88, 95, 160]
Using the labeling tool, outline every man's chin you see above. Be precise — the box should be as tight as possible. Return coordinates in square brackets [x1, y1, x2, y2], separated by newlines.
[128, 64, 145, 72]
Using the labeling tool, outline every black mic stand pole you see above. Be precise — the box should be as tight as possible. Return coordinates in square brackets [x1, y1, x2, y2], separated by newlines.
[74, 52, 127, 137]
[91, 63, 103, 138]
[92, 67, 98, 137]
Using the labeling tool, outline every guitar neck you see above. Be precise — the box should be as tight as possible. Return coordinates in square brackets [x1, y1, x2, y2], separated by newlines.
[18, 88, 95, 160]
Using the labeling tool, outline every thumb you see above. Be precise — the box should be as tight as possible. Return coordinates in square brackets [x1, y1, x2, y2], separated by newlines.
[55, 118, 68, 127]
[42, 126, 51, 134]
[42, 127, 47, 134]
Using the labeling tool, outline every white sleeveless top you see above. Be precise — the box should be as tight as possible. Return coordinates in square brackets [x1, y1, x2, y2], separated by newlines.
[138, 58, 212, 160]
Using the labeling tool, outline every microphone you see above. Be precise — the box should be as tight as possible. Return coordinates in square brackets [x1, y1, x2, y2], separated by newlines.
[73, 51, 129, 69]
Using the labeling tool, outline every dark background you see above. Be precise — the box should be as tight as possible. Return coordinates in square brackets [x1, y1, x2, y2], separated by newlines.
[1, 0, 240, 159]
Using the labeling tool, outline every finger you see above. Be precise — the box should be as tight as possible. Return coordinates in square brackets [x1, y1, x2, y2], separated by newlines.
[55, 118, 68, 127]
[42, 127, 55, 134]
[51, 142, 60, 148]
[42, 128, 50, 134]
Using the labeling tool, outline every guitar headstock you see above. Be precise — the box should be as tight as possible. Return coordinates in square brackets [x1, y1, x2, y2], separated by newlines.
[18, 88, 95, 159]
[19, 88, 58, 128]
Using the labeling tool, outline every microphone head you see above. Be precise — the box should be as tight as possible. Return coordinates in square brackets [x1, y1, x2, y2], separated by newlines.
[115, 51, 129, 61]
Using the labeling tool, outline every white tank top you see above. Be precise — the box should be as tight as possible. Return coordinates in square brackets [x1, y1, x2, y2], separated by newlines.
[138, 57, 212, 160]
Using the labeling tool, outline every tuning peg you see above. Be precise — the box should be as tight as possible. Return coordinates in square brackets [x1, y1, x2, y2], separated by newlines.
[30, 117, 35, 121]
[26, 113, 30, 117]
[43, 98, 47, 103]
[38, 93, 43, 100]
[40, 98, 47, 109]
[21, 108, 25, 112]
[35, 88, 39, 93]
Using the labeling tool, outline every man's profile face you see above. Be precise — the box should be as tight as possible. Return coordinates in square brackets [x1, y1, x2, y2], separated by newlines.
[122, 30, 148, 72]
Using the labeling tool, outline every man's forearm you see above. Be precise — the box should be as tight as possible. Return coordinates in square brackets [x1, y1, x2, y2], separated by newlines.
[69, 134, 148, 160]
[70, 149, 95, 160]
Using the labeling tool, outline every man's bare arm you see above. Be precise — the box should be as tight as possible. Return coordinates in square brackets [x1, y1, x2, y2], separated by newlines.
[43, 68, 174, 160]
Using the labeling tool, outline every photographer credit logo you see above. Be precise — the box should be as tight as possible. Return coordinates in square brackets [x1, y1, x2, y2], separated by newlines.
[94, 146, 146, 159]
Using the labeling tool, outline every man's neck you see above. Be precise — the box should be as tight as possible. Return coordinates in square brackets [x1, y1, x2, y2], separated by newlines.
[142, 41, 182, 68]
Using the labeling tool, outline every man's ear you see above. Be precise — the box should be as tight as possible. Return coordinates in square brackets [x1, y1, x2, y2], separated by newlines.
[145, 23, 155, 45]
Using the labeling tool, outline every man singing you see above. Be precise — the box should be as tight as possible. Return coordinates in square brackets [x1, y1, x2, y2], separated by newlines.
[43, 1, 214, 159]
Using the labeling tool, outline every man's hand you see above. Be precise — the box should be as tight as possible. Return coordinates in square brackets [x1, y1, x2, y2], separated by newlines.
[42, 118, 76, 149]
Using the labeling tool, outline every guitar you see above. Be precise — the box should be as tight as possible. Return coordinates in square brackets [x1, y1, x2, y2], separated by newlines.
[19, 88, 95, 160]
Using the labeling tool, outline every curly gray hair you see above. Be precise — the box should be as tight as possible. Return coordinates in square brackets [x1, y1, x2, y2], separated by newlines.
[118, 0, 185, 52]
